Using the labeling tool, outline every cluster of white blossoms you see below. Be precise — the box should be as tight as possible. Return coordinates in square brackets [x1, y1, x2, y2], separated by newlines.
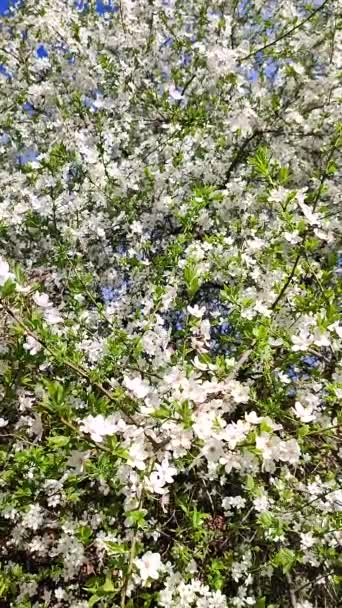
[0, 0, 340, 607]
[158, 573, 228, 608]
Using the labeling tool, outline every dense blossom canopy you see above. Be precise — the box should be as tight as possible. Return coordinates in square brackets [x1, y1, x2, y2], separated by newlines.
[0, 1, 341, 607]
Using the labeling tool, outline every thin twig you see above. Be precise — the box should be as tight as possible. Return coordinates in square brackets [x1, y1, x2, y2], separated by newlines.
[271, 251, 302, 310]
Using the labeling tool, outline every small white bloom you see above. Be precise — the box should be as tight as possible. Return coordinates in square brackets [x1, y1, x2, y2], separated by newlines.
[43, 308, 63, 324]
[169, 83, 183, 100]
[284, 231, 301, 244]
[0, 259, 14, 285]
[79, 414, 118, 443]
[222, 496, 246, 512]
[127, 441, 149, 470]
[278, 371, 291, 384]
[334, 387, 342, 399]
[245, 411, 261, 424]
[298, 201, 320, 226]
[328, 321, 342, 339]
[202, 438, 224, 462]
[131, 220, 143, 234]
[293, 401, 316, 423]
[228, 380, 250, 404]
[253, 495, 269, 512]
[279, 438, 301, 464]
[0, 417, 8, 428]
[123, 374, 150, 399]
[55, 588, 66, 600]
[135, 551, 162, 583]
[22, 504, 44, 531]
[33, 292, 51, 308]
[300, 532, 316, 550]
[291, 331, 313, 352]
[23, 335, 42, 355]
[312, 330, 331, 348]
[66, 450, 90, 473]
[148, 459, 177, 494]
[254, 301, 272, 317]
[187, 304, 206, 318]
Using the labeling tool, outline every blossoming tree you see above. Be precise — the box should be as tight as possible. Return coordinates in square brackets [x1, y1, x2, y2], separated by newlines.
[0, 0, 341, 607]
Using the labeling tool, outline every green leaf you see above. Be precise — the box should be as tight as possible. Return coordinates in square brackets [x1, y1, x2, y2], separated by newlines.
[184, 262, 202, 297]
[77, 526, 93, 544]
[48, 435, 70, 449]
[273, 548, 297, 573]
[126, 510, 146, 528]
[246, 475, 255, 493]
[104, 541, 128, 555]
[248, 146, 271, 178]
[255, 598, 266, 608]
[0, 279, 16, 298]
[102, 576, 115, 593]
[88, 594, 102, 608]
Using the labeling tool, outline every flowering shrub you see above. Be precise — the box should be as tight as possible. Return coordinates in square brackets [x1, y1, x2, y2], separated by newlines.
[0, 1, 341, 607]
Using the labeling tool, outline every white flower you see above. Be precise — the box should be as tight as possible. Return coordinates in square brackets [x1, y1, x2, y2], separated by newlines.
[148, 459, 177, 494]
[300, 532, 316, 550]
[22, 504, 44, 531]
[254, 301, 272, 317]
[279, 438, 301, 464]
[66, 450, 90, 473]
[201, 438, 224, 462]
[293, 401, 316, 423]
[245, 411, 261, 424]
[79, 414, 118, 443]
[169, 83, 183, 100]
[0, 259, 14, 285]
[248, 237, 265, 251]
[312, 330, 331, 348]
[253, 495, 269, 512]
[328, 321, 342, 339]
[187, 304, 206, 318]
[131, 220, 143, 234]
[43, 308, 63, 325]
[284, 231, 301, 244]
[0, 417, 8, 428]
[123, 374, 150, 399]
[278, 371, 291, 384]
[207, 46, 237, 77]
[135, 551, 162, 583]
[33, 292, 51, 308]
[222, 420, 250, 449]
[127, 440, 149, 470]
[228, 380, 250, 404]
[334, 387, 342, 399]
[223, 496, 246, 512]
[256, 433, 300, 465]
[298, 201, 320, 226]
[55, 587, 66, 600]
[23, 335, 42, 355]
[291, 331, 313, 352]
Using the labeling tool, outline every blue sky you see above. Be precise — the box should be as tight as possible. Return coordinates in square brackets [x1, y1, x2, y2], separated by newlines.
[0, 0, 10, 13]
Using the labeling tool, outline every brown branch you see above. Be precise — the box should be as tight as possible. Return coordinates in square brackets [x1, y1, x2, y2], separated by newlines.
[271, 251, 302, 311]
